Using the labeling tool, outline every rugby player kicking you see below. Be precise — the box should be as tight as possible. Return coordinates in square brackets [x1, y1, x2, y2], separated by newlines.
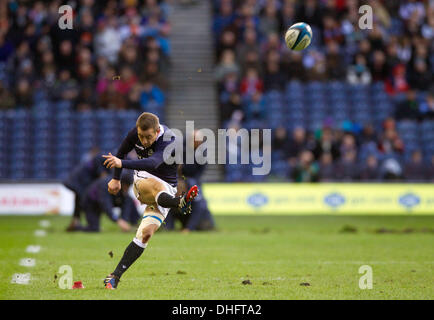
[101, 112, 198, 289]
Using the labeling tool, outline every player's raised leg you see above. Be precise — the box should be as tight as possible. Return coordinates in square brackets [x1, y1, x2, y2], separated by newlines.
[134, 177, 199, 215]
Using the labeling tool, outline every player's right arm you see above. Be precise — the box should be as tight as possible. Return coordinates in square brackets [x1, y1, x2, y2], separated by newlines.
[106, 128, 137, 195]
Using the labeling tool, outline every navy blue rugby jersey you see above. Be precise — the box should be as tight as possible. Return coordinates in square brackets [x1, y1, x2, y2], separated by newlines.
[113, 124, 178, 186]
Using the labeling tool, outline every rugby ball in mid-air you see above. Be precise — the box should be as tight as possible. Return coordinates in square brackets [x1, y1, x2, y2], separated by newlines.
[285, 22, 313, 51]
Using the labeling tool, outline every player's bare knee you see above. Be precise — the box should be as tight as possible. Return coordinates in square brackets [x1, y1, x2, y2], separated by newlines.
[135, 213, 162, 245]
[141, 228, 154, 243]
[136, 225, 154, 244]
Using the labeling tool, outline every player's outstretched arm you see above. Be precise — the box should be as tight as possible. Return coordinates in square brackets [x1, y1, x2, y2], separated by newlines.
[121, 155, 163, 171]
[103, 152, 123, 169]
[102, 151, 163, 171]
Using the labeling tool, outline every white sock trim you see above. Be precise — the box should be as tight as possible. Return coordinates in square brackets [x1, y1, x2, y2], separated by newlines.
[155, 190, 167, 204]
[133, 237, 148, 249]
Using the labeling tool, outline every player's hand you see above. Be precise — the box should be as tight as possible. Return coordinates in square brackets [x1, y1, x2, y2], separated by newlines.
[102, 153, 122, 168]
[117, 218, 131, 232]
[107, 179, 121, 195]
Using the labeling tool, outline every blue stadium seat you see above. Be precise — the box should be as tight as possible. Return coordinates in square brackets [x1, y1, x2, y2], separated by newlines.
[397, 120, 418, 132]
[421, 121, 434, 132]
[286, 80, 304, 92]
[269, 117, 284, 129]
[288, 109, 305, 121]
[374, 108, 392, 120]
[421, 130, 434, 142]
[309, 100, 327, 110]
[371, 81, 385, 93]
[33, 90, 49, 101]
[309, 110, 327, 120]
[329, 89, 347, 100]
[286, 100, 304, 112]
[357, 99, 371, 111]
[352, 113, 372, 124]
[352, 101, 370, 111]
[371, 90, 389, 102]
[351, 91, 369, 102]
[306, 91, 325, 102]
[56, 130, 74, 139]
[306, 81, 325, 93]
[326, 81, 345, 92]
[10, 170, 27, 180]
[32, 170, 51, 180]
[282, 91, 305, 101]
[33, 100, 51, 111]
[268, 99, 284, 110]
[307, 120, 324, 131]
[265, 90, 282, 100]
[55, 100, 72, 111]
[245, 119, 267, 130]
[331, 101, 347, 111]
[290, 119, 305, 128]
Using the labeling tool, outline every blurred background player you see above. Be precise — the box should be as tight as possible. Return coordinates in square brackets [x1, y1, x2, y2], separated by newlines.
[165, 130, 215, 233]
[79, 170, 139, 232]
[63, 148, 110, 231]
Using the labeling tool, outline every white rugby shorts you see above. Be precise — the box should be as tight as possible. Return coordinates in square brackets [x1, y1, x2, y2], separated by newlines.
[133, 170, 177, 218]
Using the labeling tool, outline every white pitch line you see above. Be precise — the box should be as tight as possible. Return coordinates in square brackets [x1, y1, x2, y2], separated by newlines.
[15, 223, 48, 286]
[11, 273, 31, 285]
[19, 258, 36, 267]
[34, 229, 46, 237]
[26, 245, 41, 253]
[18, 222, 49, 285]
[39, 220, 51, 228]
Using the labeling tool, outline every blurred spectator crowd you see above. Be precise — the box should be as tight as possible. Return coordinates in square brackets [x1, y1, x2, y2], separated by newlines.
[0, 0, 171, 115]
[0, 0, 171, 180]
[212, 0, 434, 182]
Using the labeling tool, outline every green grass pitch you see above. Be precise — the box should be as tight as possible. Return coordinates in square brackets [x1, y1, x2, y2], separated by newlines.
[0, 215, 433, 300]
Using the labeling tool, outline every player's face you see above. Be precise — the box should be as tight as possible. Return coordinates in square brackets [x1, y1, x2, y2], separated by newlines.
[137, 127, 159, 148]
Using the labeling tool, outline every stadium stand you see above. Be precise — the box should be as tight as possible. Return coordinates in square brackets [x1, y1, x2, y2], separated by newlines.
[212, 0, 434, 182]
[0, 0, 433, 183]
[0, 0, 171, 180]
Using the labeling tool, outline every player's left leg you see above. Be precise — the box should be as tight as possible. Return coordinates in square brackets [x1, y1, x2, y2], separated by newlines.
[104, 206, 164, 289]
